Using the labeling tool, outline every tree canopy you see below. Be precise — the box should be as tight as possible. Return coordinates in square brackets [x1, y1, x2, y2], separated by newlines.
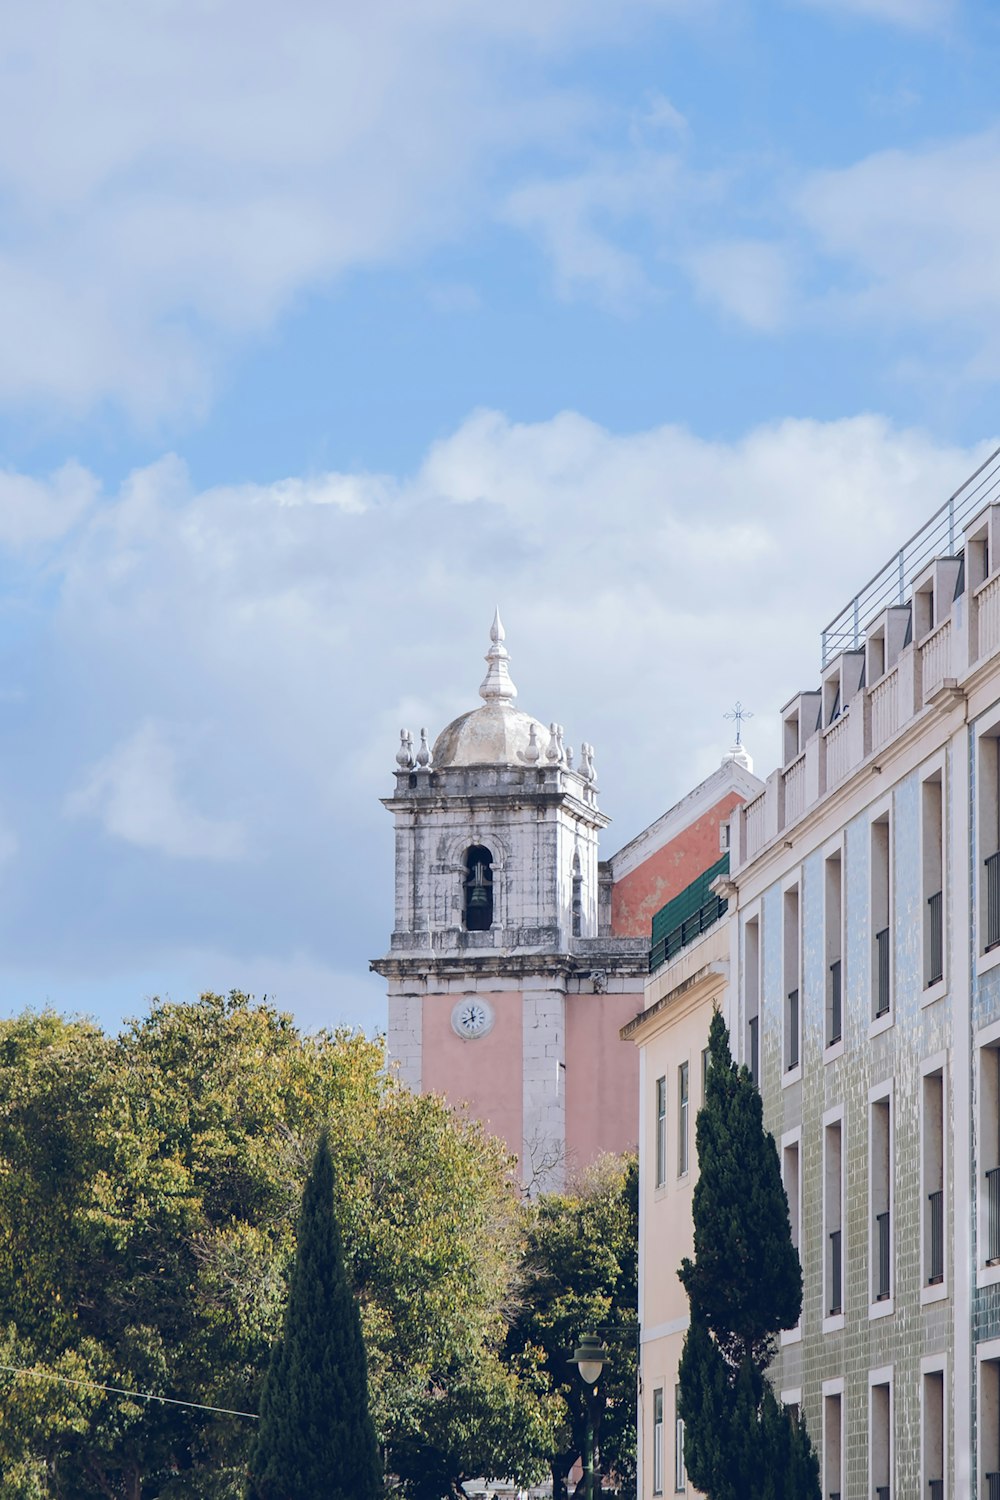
[0, 994, 556, 1499]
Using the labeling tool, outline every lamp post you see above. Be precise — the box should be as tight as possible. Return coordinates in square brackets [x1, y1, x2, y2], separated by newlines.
[569, 1333, 610, 1500]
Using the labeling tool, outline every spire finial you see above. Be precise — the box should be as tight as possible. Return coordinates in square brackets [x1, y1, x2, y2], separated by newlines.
[479, 608, 518, 704]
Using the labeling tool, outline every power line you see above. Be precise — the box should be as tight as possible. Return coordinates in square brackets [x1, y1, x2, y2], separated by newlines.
[0, 1363, 259, 1420]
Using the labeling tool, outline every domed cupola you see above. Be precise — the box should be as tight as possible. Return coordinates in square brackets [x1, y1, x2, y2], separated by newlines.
[431, 610, 552, 770]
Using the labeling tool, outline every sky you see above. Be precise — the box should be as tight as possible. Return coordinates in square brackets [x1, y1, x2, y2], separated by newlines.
[1, 0, 999, 1036]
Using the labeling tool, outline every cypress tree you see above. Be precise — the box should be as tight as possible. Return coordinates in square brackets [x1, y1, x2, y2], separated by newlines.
[247, 1130, 382, 1500]
[677, 1009, 820, 1500]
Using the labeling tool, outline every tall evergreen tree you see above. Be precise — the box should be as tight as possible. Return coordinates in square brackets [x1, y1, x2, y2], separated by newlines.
[677, 1009, 819, 1500]
[247, 1130, 382, 1500]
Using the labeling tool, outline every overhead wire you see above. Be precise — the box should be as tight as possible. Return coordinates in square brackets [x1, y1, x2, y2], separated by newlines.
[0, 1363, 259, 1420]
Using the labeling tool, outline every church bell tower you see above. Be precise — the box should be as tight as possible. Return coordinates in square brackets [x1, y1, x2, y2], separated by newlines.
[371, 612, 648, 1191]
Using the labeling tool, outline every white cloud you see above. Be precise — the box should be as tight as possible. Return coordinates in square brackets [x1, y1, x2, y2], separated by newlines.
[3, 406, 991, 1033]
[67, 720, 247, 861]
[0, 0, 689, 419]
[0, 461, 98, 548]
[503, 153, 683, 309]
[687, 240, 793, 330]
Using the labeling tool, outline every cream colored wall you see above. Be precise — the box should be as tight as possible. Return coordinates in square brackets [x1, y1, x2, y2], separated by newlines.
[629, 921, 729, 1499]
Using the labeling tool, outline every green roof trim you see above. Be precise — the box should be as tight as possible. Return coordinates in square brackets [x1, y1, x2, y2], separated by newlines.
[649, 852, 730, 973]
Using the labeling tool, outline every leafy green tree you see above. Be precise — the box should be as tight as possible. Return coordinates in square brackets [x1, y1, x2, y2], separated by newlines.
[0, 995, 556, 1499]
[247, 1131, 380, 1500]
[505, 1155, 638, 1500]
[677, 1010, 819, 1500]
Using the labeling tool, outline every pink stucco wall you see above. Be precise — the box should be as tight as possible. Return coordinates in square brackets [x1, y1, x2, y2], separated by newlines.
[565, 989, 641, 1176]
[421, 990, 524, 1162]
[610, 791, 744, 937]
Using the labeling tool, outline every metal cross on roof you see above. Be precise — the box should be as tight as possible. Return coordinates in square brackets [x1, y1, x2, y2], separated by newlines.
[724, 701, 753, 746]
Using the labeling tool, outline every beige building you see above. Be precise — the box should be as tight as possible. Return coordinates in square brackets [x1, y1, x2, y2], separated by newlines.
[622, 858, 741, 1500]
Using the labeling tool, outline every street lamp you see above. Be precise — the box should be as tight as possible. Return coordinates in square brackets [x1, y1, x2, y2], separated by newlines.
[569, 1334, 611, 1500]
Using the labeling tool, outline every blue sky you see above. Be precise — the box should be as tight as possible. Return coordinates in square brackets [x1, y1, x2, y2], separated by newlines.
[0, 0, 998, 1034]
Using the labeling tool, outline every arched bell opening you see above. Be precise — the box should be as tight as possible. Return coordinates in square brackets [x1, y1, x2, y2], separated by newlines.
[571, 851, 584, 937]
[463, 845, 494, 931]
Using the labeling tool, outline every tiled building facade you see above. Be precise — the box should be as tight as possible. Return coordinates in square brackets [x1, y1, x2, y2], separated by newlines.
[724, 448, 1000, 1499]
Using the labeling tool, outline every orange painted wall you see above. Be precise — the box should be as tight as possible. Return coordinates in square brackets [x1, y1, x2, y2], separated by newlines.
[610, 790, 744, 938]
[565, 989, 641, 1174]
[421, 990, 524, 1162]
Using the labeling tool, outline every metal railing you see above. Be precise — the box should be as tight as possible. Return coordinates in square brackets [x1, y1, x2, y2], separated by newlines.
[987, 852, 1000, 951]
[987, 1166, 1000, 1263]
[649, 892, 728, 973]
[875, 1211, 891, 1300]
[928, 1189, 944, 1284]
[828, 1228, 842, 1316]
[748, 1015, 759, 1085]
[829, 959, 842, 1044]
[875, 927, 891, 1016]
[927, 890, 944, 985]
[786, 989, 799, 1071]
[821, 444, 1000, 666]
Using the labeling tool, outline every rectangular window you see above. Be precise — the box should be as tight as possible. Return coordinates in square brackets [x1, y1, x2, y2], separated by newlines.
[825, 1117, 844, 1317]
[652, 1387, 664, 1495]
[784, 885, 800, 1073]
[923, 775, 945, 987]
[981, 1353, 1000, 1499]
[872, 815, 892, 1020]
[981, 732, 1000, 953]
[674, 1385, 686, 1492]
[745, 917, 760, 1082]
[981, 1042, 1000, 1265]
[701, 1045, 710, 1102]
[923, 1069, 945, 1286]
[655, 1077, 667, 1190]
[871, 1094, 892, 1305]
[677, 1062, 689, 1176]
[825, 850, 843, 1046]
[923, 1367, 944, 1500]
[782, 1137, 801, 1255]
[823, 1388, 843, 1500]
[870, 1373, 893, 1500]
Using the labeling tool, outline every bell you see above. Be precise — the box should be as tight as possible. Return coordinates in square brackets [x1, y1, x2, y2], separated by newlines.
[467, 863, 490, 910]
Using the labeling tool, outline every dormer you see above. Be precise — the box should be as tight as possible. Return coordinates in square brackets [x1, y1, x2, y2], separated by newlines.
[781, 691, 821, 765]
[965, 504, 1000, 592]
[910, 556, 963, 642]
[865, 606, 911, 684]
[821, 650, 865, 726]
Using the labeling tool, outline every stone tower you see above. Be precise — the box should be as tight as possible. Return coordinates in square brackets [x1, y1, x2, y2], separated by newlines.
[371, 612, 649, 1191]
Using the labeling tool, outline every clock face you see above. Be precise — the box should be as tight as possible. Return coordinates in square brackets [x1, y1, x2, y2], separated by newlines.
[451, 997, 494, 1039]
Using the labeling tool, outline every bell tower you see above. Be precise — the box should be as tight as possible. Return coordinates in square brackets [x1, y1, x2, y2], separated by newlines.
[371, 612, 648, 1191]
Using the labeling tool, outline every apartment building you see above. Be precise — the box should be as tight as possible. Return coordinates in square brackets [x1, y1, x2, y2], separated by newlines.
[721, 446, 1000, 1499]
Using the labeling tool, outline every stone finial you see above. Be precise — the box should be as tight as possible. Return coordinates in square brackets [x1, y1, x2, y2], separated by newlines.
[478, 608, 518, 704]
[524, 723, 541, 764]
[565, 745, 574, 769]
[581, 742, 597, 784]
[722, 741, 754, 773]
[416, 728, 432, 768]
[546, 722, 562, 763]
[396, 729, 414, 769]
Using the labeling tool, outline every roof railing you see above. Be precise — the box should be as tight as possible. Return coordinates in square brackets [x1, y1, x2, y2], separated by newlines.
[821, 445, 1000, 667]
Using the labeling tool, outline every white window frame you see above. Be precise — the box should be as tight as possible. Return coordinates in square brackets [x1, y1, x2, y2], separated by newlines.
[823, 1104, 846, 1335]
[823, 835, 846, 1062]
[921, 1051, 948, 1305]
[869, 1365, 894, 1500]
[921, 1354, 947, 1500]
[782, 877, 802, 1087]
[920, 756, 948, 1006]
[780, 1127, 802, 1346]
[677, 1060, 690, 1178]
[976, 1018, 1000, 1287]
[652, 1385, 664, 1496]
[869, 1081, 894, 1320]
[655, 1075, 667, 1191]
[743, 906, 762, 1081]
[673, 1383, 686, 1493]
[869, 799, 894, 1036]
[822, 1376, 845, 1500]
[975, 704, 1000, 976]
